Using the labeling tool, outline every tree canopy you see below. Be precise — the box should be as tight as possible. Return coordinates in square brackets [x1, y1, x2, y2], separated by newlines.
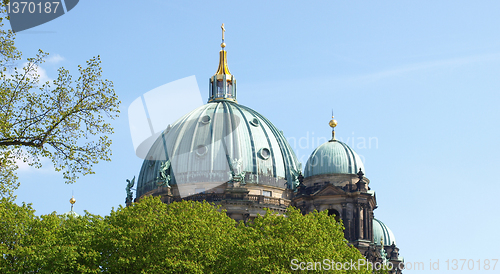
[0, 196, 386, 273]
[0, 2, 120, 199]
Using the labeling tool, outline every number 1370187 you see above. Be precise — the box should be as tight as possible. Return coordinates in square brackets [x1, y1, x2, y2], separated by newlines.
[6, 1, 60, 14]
[445, 259, 498, 271]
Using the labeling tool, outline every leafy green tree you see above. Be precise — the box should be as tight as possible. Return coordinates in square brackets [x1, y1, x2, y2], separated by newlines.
[99, 197, 237, 274]
[227, 207, 375, 274]
[0, 197, 37, 272]
[0, 196, 387, 273]
[0, 198, 104, 273]
[0, 2, 120, 199]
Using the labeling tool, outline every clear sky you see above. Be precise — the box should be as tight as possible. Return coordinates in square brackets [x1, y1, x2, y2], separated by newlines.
[9, 1, 500, 273]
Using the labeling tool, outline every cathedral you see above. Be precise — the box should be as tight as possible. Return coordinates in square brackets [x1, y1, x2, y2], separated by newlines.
[131, 25, 403, 272]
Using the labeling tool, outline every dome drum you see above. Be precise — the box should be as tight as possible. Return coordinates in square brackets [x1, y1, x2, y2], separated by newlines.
[302, 173, 369, 189]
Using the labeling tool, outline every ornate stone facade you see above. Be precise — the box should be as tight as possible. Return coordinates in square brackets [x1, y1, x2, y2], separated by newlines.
[291, 169, 403, 273]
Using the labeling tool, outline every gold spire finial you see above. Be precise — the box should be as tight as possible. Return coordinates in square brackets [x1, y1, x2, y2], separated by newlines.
[215, 23, 231, 76]
[329, 113, 338, 141]
[329, 116, 338, 128]
[221, 23, 226, 48]
[69, 195, 76, 211]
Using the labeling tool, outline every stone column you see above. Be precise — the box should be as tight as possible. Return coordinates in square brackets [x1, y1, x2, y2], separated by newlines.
[362, 204, 367, 239]
[341, 203, 348, 239]
[369, 210, 374, 242]
[356, 203, 362, 240]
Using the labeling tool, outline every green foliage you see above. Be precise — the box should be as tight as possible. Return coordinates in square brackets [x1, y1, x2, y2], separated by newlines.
[229, 207, 371, 273]
[0, 198, 105, 273]
[0, 196, 386, 273]
[0, 3, 120, 199]
[99, 197, 237, 273]
[0, 150, 19, 200]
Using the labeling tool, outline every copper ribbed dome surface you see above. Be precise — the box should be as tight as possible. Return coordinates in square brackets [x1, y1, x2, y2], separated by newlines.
[304, 140, 364, 177]
[136, 101, 302, 198]
[373, 218, 397, 246]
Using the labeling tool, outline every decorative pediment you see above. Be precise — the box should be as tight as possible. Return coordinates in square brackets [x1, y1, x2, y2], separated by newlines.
[312, 184, 345, 197]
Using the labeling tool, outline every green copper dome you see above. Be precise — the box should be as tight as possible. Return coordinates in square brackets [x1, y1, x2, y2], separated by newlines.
[304, 140, 364, 177]
[62, 210, 80, 218]
[373, 218, 397, 246]
[137, 32, 302, 198]
[136, 101, 302, 198]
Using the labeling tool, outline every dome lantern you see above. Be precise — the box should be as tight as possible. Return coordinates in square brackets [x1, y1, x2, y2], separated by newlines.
[208, 23, 237, 103]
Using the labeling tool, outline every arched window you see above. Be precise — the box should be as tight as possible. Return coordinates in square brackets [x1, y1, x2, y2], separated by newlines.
[327, 209, 341, 222]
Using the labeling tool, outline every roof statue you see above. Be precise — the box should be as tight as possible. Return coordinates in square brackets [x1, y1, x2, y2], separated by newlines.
[125, 176, 135, 204]
[379, 237, 388, 263]
[156, 160, 171, 188]
[288, 168, 302, 189]
[228, 158, 246, 186]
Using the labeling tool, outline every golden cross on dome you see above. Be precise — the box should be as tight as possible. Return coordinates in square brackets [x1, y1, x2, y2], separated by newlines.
[221, 23, 225, 41]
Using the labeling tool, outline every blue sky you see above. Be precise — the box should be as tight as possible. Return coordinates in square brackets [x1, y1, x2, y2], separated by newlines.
[8, 1, 500, 272]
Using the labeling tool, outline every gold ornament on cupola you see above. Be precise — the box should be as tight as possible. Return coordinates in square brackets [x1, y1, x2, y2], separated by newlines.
[69, 195, 76, 211]
[329, 113, 338, 141]
[208, 23, 237, 103]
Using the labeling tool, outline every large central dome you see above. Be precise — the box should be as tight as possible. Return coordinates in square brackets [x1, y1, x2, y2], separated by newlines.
[136, 26, 302, 199]
[136, 101, 301, 198]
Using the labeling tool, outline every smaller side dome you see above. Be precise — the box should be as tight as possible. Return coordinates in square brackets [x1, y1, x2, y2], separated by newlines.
[373, 218, 397, 246]
[304, 140, 364, 177]
[61, 210, 80, 218]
